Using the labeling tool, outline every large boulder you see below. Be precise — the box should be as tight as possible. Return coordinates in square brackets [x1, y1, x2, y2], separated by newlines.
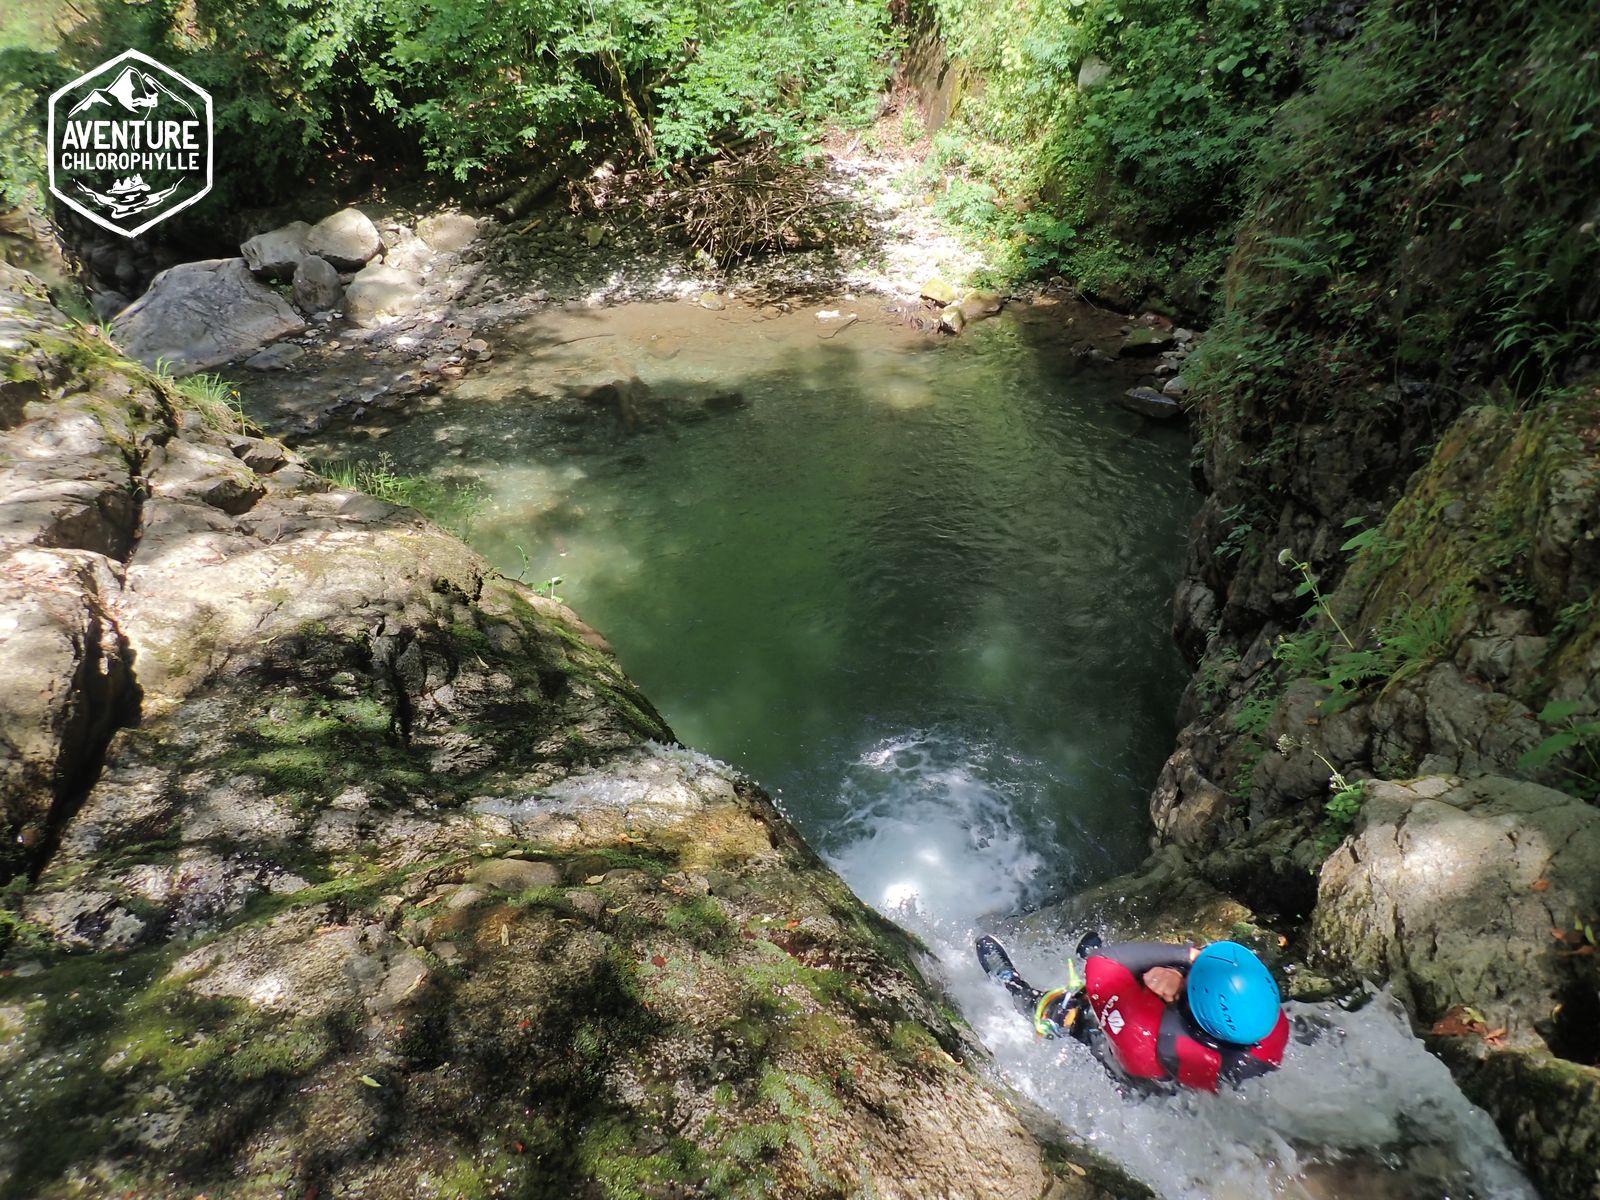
[240, 220, 312, 279]
[343, 261, 422, 327]
[1316, 775, 1600, 1200]
[1314, 774, 1600, 1044]
[305, 207, 382, 270]
[111, 258, 306, 375]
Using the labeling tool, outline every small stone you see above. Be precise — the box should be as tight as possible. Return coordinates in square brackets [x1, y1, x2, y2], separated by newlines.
[463, 337, 491, 359]
[920, 276, 957, 305]
[1118, 387, 1183, 420]
[244, 342, 306, 371]
[291, 255, 343, 314]
[957, 290, 1002, 323]
[469, 858, 562, 892]
[416, 212, 480, 253]
[938, 303, 966, 334]
[1118, 326, 1178, 357]
[1162, 375, 1190, 398]
[446, 884, 488, 910]
[698, 291, 725, 311]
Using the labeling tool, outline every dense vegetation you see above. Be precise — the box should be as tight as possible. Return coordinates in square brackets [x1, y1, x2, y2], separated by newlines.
[921, 0, 1310, 306]
[1, 0, 895, 209]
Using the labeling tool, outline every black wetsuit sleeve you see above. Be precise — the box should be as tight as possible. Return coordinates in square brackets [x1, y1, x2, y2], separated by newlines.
[1219, 1047, 1277, 1084]
[1095, 941, 1195, 975]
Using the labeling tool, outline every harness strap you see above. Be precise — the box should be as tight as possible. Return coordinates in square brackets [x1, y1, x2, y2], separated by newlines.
[1033, 988, 1071, 1037]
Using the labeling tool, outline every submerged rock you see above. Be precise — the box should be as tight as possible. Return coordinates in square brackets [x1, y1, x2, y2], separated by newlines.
[958, 289, 1003, 323]
[1117, 326, 1177, 357]
[111, 257, 306, 375]
[1117, 387, 1183, 420]
[244, 342, 306, 371]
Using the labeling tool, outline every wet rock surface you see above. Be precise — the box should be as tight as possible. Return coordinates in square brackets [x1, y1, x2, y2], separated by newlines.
[1315, 775, 1600, 1198]
[0, 262, 1134, 1200]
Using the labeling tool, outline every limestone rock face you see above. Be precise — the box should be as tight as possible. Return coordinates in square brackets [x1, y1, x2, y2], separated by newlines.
[305, 206, 383, 271]
[1315, 775, 1600, 1200]
[1314, 775, 1600, 1047]
[111, 258, 306, 375]
[0, 264, 1134, 1200]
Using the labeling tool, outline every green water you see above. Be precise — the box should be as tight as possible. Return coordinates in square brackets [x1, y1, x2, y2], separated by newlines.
[308, 299, 1195, 906]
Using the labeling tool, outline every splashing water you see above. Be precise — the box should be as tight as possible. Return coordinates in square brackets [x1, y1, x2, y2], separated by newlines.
[823, 731, 1539, 1200]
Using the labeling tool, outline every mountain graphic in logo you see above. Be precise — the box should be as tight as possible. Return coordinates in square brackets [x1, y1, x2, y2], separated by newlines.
[67, 65, 195, 118]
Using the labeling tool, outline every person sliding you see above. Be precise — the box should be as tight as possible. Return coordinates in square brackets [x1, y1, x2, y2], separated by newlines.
[975, 933, 1289, 1093]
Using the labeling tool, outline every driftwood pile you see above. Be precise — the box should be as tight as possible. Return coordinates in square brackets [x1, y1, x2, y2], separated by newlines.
[575, 143, 865, 266]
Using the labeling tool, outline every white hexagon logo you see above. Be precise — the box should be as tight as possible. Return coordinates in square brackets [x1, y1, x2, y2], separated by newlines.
[47, 48, 213, 240]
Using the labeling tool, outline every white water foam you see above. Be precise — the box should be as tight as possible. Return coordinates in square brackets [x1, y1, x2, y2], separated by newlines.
[822, 731, 1539, 1200]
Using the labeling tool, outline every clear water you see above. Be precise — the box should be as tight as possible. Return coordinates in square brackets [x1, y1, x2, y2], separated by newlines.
[291, 298, 1537, 1198]
[303, 298, 1194, 901]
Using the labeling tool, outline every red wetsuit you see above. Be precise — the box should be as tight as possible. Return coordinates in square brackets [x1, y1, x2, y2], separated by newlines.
[1083, 941, 1290, 1092]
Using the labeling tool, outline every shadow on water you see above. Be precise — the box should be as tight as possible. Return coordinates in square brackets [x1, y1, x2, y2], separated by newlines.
[303, 297, 1195, 909]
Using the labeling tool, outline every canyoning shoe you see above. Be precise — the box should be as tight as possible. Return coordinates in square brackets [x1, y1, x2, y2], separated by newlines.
[976, 935, 1019, 982]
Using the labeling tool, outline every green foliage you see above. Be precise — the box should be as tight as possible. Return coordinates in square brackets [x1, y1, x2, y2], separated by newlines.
[1324, 776, 1364, 828]
[321, 452, 484, 535]
[0, 49, 67, 211]
[927, 0, 1305, 300]
[172, 372, 248, 434]
[1195, 646, 1240, 709]
[1519, 699, 1600, 801]
[1232, 684, 1280, 738]
[41, 0, 895, 202]
[1273, 542, 1464, 711]
[1210, 0, 1600, 415]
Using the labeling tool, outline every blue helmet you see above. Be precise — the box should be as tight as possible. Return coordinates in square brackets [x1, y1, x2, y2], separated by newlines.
[1186, 941, 1281, 1044]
